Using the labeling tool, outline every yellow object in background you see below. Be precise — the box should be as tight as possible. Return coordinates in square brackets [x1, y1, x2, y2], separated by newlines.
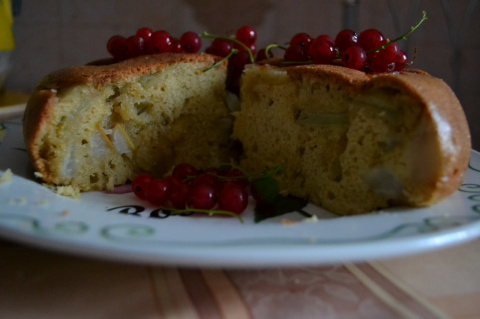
[0, 0, 14, 51]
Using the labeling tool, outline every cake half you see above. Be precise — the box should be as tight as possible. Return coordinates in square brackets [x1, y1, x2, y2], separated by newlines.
[24, 53, 233, 191]
[233, 63, 471, 215]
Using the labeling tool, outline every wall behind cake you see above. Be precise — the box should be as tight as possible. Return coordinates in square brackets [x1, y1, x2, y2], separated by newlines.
[5, 0, 480, 150]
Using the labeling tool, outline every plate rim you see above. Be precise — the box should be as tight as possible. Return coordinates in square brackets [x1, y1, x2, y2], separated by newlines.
[1, 214, 479, 267]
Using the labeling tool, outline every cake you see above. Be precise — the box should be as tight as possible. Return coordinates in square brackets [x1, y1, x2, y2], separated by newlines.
[23, 53, 471, 216]
[23, 53, 233, 191]
[233, 63, 471, 215]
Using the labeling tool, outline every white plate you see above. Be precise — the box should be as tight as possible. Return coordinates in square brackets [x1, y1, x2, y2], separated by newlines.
[1, 119, 480, 267]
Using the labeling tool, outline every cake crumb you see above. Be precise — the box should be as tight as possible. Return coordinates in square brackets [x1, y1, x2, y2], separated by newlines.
[0, 169, 13, 184]
[34, 171, 44, 179]
[37, 200, 49, 207]
[302, 215, 318, 223]
[43, 183, 81, 199]
[281, 219, 299, 226]
[56, 186, 81, 199]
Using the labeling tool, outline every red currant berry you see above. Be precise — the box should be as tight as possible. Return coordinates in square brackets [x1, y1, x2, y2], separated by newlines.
[234, 42, 256, 55]
[394, 50, 408, 71]
[342, 46, 366, 70]
[284, 44, 310, 62]
[247, 43, 257, 56]
[148, 30, 173, 54]
[126, 35, 146, 58]
[172, 41, 183, 53]
[179, 31, 202, 53]
[132, 174, 154, 199]
[221, 168, 249, 188]
[227, 50, 251, 92]
[364, 52, 376, 71]
[290, 32, 313, 49]
[382, 42, 400, 57]
[369, 48, 397, 73]
[335, 29, 358, 54]
[208, 39, 233, 57]
[256, 48, 274, 61]
[166, 176, 191, 209]
[107, 35, 129, 60]
[164, 175, 181, 188]
[230, 50, 251, 72]
[145, 178, 170, 206]
[188, 183, 217, 210]
[192, 173, 219, 189]
[136, 27, 153, 40]
[235, 26, 257, 45]
[217, 182, 248, 214]
[309, 37, 336, 64]
[358, 29, 387, 52]
[315, 34, 335, 45]
[172, 163, 198, 182]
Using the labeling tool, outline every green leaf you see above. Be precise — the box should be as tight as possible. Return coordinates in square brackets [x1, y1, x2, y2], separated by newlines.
[252, 176, 279, 204]
[254, 195, 309, 223]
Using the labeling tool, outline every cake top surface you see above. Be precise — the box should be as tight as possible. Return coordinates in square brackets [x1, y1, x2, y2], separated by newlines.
[36, 53, 226, 90]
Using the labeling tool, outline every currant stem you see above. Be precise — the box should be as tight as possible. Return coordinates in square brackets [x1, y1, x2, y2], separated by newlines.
[265, 44, 287, 59]
[166, 207, 244, 223]
[199, 32, 254, 63]
[203, 49, 239, 72]
[369, 11, 428, 52]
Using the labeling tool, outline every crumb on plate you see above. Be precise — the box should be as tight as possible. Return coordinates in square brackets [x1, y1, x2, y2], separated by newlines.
[56, 186, 81, 199]
[302, 215, 318, 223]
[43, 183, 81, 199]
[281, 219, 299, 226]
[0, 169, 13, 185]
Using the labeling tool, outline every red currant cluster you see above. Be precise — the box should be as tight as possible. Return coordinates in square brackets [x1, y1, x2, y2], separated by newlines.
[280, 12, 427, 73]
[281, 29, 407, 73]
[205, 26, 257, 58]
[202, 26, 263, 92]
[106, 12, 426, 76]
[107, 28, 202, 61]
[132, 163, 255, 215]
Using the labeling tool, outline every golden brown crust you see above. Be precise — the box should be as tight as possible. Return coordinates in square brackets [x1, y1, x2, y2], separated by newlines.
[368, 71, 471, 204]
[34, 53, 226, 90]
[286, 63, 371, 86]
[23, 88, 57, 182]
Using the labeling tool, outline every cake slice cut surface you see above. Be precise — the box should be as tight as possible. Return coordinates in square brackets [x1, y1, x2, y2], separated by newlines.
[24, 53, 233, 191]
[233, 63, 471, 215]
